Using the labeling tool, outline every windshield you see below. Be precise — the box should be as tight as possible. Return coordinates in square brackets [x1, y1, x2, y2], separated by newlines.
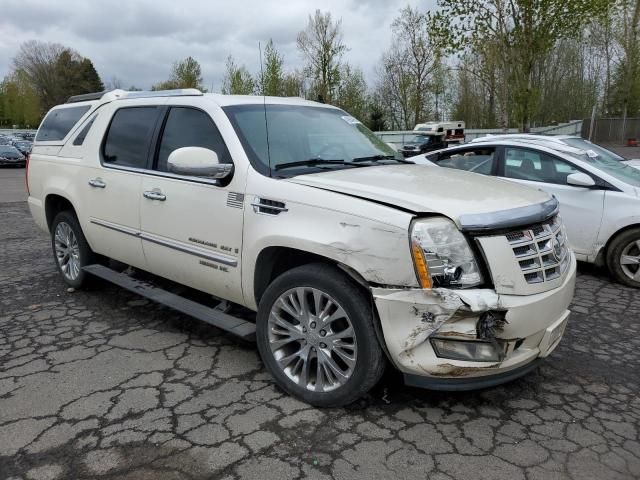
[561, 138, 626, 162]
[0, 146, 19, 154]
[408, 135, 432, 144]
[223, 104, 402, 176]
[570, 151, 640, 187]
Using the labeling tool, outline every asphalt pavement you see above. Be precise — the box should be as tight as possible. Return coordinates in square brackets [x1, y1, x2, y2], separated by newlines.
[1, 167, 639, 480]
[0, 167, 27, 203]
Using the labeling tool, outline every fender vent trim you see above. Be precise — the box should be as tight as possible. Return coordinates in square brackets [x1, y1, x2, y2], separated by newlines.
[251, 197, 288, 215]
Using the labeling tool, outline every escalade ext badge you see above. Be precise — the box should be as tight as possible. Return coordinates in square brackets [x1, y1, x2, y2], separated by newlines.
[458, 197, 559, 233]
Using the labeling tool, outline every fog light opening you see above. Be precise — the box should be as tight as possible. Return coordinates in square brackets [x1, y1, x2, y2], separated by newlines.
[430, 337, 505, 362]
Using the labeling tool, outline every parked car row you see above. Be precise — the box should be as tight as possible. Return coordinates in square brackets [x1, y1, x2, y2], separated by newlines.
[0, 133, 32, 167]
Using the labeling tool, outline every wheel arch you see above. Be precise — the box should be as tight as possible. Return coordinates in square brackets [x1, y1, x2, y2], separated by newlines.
[596, 223, 640, 266]
[45, 193, 78, 229]
[252, 246, 370, 307]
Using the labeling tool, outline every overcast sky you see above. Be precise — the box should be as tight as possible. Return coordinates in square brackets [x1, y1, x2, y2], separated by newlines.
[0, 0, 435, 92]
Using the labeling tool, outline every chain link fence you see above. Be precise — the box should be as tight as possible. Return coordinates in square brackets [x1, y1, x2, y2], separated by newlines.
[581, 117, 640, 144]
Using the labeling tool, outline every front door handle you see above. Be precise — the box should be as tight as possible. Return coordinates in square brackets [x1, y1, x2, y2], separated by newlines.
[143, 190, 166, 201]
[88, 178, 106, 188]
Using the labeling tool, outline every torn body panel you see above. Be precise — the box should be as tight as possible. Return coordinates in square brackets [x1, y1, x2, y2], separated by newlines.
[371, 254, 576, 384]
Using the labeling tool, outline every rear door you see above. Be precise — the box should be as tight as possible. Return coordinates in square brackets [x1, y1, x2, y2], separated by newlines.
[497, 146, 605, 257]
[139, 104, 245, 304]
[82, 104, 163, 269]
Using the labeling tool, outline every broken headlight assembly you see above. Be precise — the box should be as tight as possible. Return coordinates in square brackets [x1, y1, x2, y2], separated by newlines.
[410, 217, 483, 289]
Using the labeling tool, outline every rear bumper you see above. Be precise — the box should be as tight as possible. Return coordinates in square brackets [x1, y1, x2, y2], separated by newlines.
[28, 196, 48, 233]
[372, 254, 576, 390]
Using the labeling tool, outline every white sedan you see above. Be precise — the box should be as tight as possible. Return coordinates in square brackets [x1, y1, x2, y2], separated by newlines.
[471, 134, 640, 169]
[413, 138, 640, 288]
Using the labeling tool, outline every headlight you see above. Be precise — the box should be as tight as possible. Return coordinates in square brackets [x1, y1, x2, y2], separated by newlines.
[410, 217, 483, 288]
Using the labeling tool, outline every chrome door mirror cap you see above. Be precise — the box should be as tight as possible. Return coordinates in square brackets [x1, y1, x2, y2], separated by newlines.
[566, 172, 596, 188]
[167, 147, 233, 179]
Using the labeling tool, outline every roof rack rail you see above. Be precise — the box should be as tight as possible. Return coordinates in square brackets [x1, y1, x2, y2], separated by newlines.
[124, 88, 203, 99]
[66, 91, 108, 103]
[66, 88, 203, 104]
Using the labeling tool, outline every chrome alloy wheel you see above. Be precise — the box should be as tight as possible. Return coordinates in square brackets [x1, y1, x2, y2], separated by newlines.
[54, 222, 81, 281]
[267, 287, 357, 392]
[620, 239, 640, 282]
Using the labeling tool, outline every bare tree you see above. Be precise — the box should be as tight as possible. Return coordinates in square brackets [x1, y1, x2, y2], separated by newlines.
[375, 6, 441, 129]
[13, 40, 68, 111]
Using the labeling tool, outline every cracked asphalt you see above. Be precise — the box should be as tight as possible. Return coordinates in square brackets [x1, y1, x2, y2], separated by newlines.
[1, 197, 639, 480]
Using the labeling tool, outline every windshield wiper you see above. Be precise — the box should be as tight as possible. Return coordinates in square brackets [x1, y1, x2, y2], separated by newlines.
[352, 154, 413, 164]
[274, 158, 365, 171]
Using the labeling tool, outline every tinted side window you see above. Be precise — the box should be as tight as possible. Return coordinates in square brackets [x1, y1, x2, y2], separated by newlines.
[503, 148, 580, 185]
[103, 107, 159, 168]
[437, 148, 496, 175]
[156, 107, 232, 172]
[73, 116, 96, 146]
[36, 106, 90, 142]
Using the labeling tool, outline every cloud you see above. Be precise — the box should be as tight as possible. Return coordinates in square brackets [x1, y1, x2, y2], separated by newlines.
[0, 0, 433, 91]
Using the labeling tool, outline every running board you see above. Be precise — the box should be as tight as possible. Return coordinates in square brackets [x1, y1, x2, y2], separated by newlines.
[83, 264, 256, 341]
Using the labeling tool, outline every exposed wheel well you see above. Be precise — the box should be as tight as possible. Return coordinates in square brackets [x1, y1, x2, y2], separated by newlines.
[597, 223, 640, 266]
[253, 246, 369, 306]
[45, 194, 75, 230]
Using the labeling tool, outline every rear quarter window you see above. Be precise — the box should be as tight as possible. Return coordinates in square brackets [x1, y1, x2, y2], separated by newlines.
[36, 105, 91, 142]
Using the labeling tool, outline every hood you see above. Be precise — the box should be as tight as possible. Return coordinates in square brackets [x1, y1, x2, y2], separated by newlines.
[623, 159, 640, 170]
[287, 164, 551, 222]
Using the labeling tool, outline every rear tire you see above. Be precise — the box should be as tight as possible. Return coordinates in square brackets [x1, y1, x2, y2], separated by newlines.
[51, 211, 97, 289]
[256, 263, 385, 407]
[606, 227, 640, 288]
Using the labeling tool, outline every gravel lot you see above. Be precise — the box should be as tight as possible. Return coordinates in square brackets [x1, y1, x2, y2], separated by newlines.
[1, 169, 639, 479]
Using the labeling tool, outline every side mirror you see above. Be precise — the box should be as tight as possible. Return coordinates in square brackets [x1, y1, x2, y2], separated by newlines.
[167, 147, 233, 179]
[566, 172, 596, 188]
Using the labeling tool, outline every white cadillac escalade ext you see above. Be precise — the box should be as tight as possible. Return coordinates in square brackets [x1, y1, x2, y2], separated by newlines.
[27, 89, 576, 406]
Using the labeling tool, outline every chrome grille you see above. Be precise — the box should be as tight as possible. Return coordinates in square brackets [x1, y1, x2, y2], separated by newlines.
[506, 216, 570, 284]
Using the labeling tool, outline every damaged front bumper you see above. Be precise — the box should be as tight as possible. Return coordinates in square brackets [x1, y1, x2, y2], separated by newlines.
[372, 254, 576, 391]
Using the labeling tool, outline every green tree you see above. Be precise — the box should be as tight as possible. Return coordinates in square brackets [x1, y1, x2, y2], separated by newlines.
[366, 99, 387, 131]
[334, 65, 368, 121]
[152, 56, 204, 90]
[431, 0, 613, 131]
[221, 56, 256, 95]
[260, 39, 285, 95]
[282, 71, 305, 97]
[608, 0, 640, 116]
[0, 71, 41, 127]
[297, 10, 347, 103]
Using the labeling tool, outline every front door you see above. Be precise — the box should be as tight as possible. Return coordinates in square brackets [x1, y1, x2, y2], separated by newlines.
[498, 146, 605, 257]
[139, 106, 245, 304]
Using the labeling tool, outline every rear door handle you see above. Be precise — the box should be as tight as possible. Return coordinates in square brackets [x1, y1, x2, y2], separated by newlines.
[143, 190, 166, 201]
[88, 178, 106, 188]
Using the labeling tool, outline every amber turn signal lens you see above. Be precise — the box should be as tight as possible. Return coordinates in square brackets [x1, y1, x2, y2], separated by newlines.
[411, 241, 432, 289]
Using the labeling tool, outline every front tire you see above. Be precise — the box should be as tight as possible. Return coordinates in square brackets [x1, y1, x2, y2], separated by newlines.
[256, 263, 385, 407]
[606, 227, 640, 288]
[51, 211, 96, 288]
